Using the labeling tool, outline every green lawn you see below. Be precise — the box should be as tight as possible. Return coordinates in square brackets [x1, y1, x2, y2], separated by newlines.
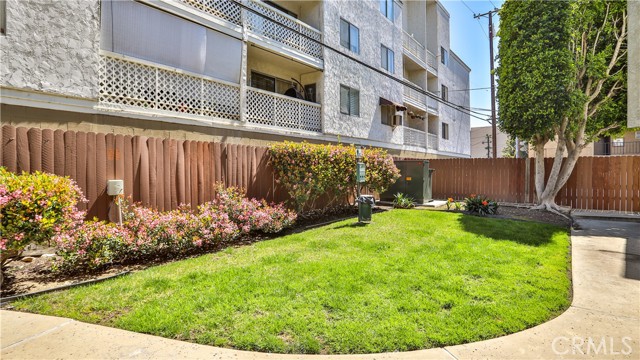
[12, 210, 571, 354]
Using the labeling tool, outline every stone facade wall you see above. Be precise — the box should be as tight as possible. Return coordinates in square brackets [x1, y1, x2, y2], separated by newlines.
[0, 0, 101, 99]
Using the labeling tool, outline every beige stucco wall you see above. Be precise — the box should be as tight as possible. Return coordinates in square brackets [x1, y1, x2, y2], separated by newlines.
[470, 126, 509, 158]
[0, 0, 100, 99]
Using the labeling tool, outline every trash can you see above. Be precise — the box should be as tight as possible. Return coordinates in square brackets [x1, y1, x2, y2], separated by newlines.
[357, 195, 375, 223]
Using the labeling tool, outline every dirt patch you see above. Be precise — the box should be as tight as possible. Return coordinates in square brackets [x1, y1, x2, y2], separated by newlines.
[492, 205, 572, 228]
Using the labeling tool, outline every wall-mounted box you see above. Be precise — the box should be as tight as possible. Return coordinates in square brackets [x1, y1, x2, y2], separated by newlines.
[107, 179, 124, 196]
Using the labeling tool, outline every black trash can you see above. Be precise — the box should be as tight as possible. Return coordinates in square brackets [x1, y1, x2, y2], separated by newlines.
[357, 195, 375, 223]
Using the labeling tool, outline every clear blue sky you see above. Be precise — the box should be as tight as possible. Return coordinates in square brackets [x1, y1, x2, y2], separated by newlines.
[441, 0, 505, 128]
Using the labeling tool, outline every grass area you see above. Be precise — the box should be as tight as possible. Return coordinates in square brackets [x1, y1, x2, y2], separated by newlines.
[12, 210, 571, 354]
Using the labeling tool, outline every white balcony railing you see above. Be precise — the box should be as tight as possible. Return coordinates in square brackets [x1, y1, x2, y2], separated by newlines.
[179, 0, 322, 61]
[403, 127, 426, 148]
[246, 87, 322, 132]
[427, 92, 439, 113]
[403, 82, 427, 109]
[402, 30, 427, 65]
[99, 54, 241, 121]
[98, 54, 322, 133]
[426, 49, 438, 74]
[427, 133, 438, 150]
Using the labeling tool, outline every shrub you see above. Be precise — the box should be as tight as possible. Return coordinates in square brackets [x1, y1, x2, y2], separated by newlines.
[393, 193, 415, 209]
[0, 167, 86, 265]
[464, 194, 498, 216]
[269, 142, 400, 212]
[54, 186, 296, 272]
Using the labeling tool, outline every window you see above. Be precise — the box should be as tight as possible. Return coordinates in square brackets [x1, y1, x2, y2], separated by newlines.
[381, 105, 394, 126]
[381, 45, 394, 73]
[380, 0, 394, 20]
[612, 138, 624, 147]
[635, 131, 640, 140]
[250, 71, 292, 94]
[440, 46, 449, 66]
[0, 0, 6, 35]
[441, 122, 449, 140]
[340, 19, 359, 54]
[340, 85, 360, 116]
[441, 85, 448, 101]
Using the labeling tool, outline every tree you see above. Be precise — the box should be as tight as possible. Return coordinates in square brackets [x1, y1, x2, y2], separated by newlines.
[497, 0, 628, 213]
[502, 136, 528, 159]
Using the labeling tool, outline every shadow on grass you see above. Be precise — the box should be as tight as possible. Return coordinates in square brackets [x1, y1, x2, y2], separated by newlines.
[331, 222, 369, 230]
[457, 213, 564, 246]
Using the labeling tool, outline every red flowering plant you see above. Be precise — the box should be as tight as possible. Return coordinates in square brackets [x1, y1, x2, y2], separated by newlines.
[464, 194, 498, 216]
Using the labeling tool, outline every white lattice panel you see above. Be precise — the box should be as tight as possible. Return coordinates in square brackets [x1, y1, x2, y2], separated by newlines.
[99, 55, 240, 121]
[246, 88, 321, 133]
[245, 0, 322, 60]
[179, 0, 242, 25]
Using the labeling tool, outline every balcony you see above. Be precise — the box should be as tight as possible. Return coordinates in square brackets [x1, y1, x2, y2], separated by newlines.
[403, 127, 426, 148]
[403, 82, 427, 111]
[426, 92, 439, 114]
[178, 0, 322, 65]
[99, 54, 241, 121]
[98, 54, 322, 133]
[246, 87, 321, 132]
[402, 30, 438, 76]
[427, 132, 438, 150]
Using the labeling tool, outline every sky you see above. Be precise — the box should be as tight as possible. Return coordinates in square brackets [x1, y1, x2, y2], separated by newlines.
[440, 0, 505, 128]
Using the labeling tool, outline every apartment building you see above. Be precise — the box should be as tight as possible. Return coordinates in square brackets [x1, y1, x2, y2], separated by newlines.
[0, 0, 471, 159]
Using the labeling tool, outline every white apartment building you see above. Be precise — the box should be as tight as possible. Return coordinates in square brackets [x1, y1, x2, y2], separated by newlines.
[0, 0, 470, 158]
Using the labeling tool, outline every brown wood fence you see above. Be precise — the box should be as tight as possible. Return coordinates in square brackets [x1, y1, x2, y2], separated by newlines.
[1, 125, 285, 220]
[429, 157, 640, 212]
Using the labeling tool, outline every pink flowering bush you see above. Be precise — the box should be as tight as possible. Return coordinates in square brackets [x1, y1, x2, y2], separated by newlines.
[269, 142, 400, 211]
[0, 167, 86, 267]
[54, 186, 296, 272]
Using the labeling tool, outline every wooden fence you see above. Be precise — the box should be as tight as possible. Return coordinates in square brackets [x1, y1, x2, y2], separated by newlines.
[429, 157, 640, 212]
[1, 125, 285, 220]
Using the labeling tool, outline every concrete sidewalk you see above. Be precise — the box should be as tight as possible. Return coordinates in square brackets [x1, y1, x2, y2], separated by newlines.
[1, 219, 639, 359]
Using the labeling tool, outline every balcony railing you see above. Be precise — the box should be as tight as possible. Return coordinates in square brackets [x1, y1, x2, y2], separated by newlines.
[99, 54, 241, 121]
[403, 127, 426, 148]
[426, 49, 438, 74]
[593, 141, 640, 155]
[427, 133, 438, 150]
[179, 0, 322, 61]
[98, 54, 322, 133]
[403, 82, 427, 109]
[402, 30, 427, 65]
[427, 92, 439, 113]
[246, 87, 322, 132]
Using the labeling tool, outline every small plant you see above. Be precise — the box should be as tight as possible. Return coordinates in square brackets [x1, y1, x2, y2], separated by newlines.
[454, 201, 463, 211]
[393, 193, 415, 209]
[464, 194, 498, 216]
[446, 197, 454, 210]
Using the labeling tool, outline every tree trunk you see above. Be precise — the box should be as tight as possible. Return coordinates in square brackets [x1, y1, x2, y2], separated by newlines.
[534, 144, 546, 203]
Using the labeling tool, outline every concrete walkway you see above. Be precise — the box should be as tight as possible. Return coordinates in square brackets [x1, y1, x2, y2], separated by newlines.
[1, 219, 639, 359]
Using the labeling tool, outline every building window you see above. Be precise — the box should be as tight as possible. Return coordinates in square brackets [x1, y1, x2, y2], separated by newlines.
[612, 138, 624, 147]
[442, 122, 449, 140]
[440, 46, 448, 66]
[250, 71, 291, 94]
[381, 106, 394, 126]
[380, 0, 394, 20]
[340, 19, 359, 54]
[381, 45, 394, 73]
[635, 131, 640, 140]
[0, 0, 6, 35]
[340, 85, 360, 116]
[441, 85, 448, 101]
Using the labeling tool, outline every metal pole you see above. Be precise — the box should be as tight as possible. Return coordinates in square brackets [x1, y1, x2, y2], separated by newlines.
[515, 136, 520, 159]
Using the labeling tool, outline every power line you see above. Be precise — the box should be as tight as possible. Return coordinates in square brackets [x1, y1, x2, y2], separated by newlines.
[461, 0, 489, 39]
[489, 1, 499, 9]
[449, 87, 491, 92]
[232, 0, 489, 122]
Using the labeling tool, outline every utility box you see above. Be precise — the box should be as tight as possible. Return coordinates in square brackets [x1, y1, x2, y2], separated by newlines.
[380, 160, 435, 204]
[107, 179, 124, 196]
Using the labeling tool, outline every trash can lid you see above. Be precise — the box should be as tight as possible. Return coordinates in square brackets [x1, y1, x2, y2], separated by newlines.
[357, 195, 376, 204]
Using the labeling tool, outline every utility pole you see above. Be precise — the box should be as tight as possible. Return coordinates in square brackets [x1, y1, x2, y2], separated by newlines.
[475, 8, 499, 159]
[482, 134, 492, 159]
